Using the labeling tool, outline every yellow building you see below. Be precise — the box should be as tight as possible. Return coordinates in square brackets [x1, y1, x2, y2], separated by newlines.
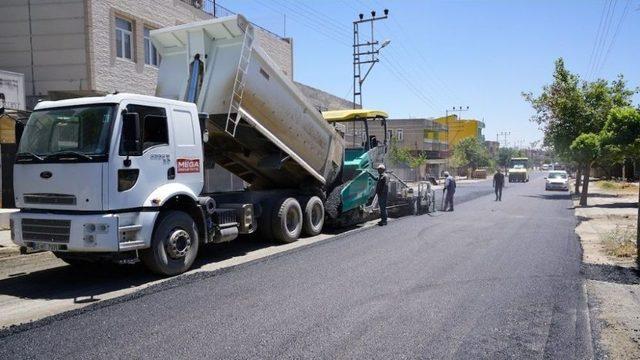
[434, 115, 485, 147]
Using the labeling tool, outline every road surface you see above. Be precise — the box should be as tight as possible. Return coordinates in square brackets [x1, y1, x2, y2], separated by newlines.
[0, 173, 593, 358]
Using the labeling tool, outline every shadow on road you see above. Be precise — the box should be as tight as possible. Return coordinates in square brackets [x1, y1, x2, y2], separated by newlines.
[578, 202, 638, 209]
[520, 193, 572, 201]
[0, 234, 292, 301]
[581, 262, 640, 285]
[0, 263, 156, 301]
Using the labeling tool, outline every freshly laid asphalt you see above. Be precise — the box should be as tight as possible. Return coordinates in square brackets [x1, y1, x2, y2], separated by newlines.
[0, 173, 592, 359]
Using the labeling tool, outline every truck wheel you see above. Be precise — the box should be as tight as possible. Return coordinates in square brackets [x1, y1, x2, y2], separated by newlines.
[302, 196, 324, 236]
[272, 197, 303, 243]
[141, 211, 199, 276]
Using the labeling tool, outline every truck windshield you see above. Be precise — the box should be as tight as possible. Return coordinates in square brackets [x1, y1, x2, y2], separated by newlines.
[17, 105, 115, 162]
[509, 159, 529, 168]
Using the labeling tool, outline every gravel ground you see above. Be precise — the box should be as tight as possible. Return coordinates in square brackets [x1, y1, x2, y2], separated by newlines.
[574, 182, 640, 359]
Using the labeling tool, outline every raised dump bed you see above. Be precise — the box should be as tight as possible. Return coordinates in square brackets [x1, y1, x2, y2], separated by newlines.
[151, 15, 344, 190]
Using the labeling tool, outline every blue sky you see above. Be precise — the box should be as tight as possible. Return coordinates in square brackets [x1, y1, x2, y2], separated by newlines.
[226, 0, 640, 148]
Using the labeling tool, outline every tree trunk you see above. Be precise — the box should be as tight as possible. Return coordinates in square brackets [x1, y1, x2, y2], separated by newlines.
[575, 166, 582, 194]
[579, 164, 591, 207]
[637, 184, 640, 268]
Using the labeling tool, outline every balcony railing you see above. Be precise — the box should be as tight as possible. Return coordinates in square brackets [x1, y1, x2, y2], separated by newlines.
[181, 0, 285, 40]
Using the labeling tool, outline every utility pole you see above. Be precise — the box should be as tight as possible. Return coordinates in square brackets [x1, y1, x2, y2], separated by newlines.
[497, 131, 510, 148]
[445, 106, 469, 172]
[353, 9, 389, 109]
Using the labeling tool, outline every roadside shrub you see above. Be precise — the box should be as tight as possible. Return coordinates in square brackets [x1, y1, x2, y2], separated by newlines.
[603, 225, 637, 258]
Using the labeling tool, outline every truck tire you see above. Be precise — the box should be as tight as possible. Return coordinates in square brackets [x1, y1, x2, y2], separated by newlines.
[141, 211, 199, 276]
[325, 183, 346, 219]
[302, 196, 324, 236]
[272, 197, 303, 243]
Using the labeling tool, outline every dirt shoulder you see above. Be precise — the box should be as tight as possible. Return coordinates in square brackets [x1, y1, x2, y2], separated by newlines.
[574, 181, 640, 359]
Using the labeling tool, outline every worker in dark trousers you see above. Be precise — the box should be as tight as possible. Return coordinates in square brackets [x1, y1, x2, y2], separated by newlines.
[376, 164, 389, 226]
[443, 171, 456, 211]
[493, 168, 505, 201]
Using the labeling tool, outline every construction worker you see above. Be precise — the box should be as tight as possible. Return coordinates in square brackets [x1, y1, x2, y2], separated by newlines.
[493, 168, 505, 201]
[443, 171, 456, 211]
[376, 164, 389, 226]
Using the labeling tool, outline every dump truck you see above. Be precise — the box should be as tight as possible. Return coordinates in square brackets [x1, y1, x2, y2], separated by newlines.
[508, 157, 529, 182]
[9, 15, 388, 275]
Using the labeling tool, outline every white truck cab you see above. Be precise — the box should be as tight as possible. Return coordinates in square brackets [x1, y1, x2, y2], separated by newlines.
[11, 93, 214, 274]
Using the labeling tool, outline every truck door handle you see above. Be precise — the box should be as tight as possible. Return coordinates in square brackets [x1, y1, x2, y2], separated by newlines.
[167, 167, 175, 180]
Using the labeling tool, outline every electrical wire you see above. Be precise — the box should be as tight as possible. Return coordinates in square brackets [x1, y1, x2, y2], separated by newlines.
[588, 0, 618, 79]
[593, 0, 632, 77]
[585, 0, 609, 78]
[249, 0, 446, 112]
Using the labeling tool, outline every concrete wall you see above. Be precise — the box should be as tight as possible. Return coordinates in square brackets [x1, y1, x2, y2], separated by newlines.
[256, 32, 293, 80]
[0, 0, 89, 107]
[295, 82, 357, 111]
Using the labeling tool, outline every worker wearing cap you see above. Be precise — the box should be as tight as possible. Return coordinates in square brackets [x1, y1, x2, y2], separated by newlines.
[443, 171, 456, 211]
[376, 164, 389, 226]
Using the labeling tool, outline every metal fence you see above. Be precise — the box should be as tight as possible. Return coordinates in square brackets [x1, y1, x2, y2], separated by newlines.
[181, 0, 285, 40]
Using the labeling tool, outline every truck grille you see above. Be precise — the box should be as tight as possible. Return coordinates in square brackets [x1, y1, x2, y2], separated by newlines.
[24, 193, 77, 206]
[22, 218, 71, 243]
[213, 209, 237, 225]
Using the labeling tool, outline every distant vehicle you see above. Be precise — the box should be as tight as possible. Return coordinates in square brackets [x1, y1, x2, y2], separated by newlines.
[541, 164, 550, 171]
[545, 170, 569, 191]
[508, 157, 529, 182]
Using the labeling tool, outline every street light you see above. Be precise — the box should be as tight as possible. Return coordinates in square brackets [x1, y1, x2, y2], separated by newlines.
[379, 39, 391, 49]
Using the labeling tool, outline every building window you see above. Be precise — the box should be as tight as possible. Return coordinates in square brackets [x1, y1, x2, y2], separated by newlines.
[116, 17, 133, 60]
[387, 129, 393, 140]
[144, 27, 160, 66]
[396, 129, 404, 142]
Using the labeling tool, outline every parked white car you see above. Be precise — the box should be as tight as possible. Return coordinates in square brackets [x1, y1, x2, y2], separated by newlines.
[545, 170, 569, 191]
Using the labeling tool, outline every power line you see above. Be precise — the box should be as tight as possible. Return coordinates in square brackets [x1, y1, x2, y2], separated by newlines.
[588, 0, 618, 79]
[269, 0, 351, 42]
[585, 0, 609, 78]
[249, 1, 446, 112]
[369, 0, 459, 103]
[379, 52, 441, 110]
[250, 0, 351, 46]
[593, 0, 632, 77]
[380, 57, 441, 111]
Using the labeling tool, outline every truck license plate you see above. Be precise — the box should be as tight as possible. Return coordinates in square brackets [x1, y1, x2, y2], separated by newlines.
[30, 242, 63, 252]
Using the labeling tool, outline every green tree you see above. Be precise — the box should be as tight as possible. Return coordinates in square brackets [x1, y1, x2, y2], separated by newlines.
[388, 139, 428, 180]
[496, 147, 517, 170]
[570, 133, 600, 206]
[523, 58, 636, 193]
[452, 137, 489, 174]
[601, 107, 640, 155]
[600, 106, 640, 265]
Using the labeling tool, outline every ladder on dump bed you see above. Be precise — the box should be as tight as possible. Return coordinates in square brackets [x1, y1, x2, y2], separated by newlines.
[225, 24, 255, 137]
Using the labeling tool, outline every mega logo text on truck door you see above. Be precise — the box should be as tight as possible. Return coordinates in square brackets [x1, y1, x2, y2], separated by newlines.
[177, 158, 200, 173]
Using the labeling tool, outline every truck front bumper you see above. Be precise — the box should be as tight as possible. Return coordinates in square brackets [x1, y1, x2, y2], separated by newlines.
[10, 211, 158, 253]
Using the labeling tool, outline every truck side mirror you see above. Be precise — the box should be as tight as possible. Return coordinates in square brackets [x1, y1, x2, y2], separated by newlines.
[121, 112, 142, 156]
